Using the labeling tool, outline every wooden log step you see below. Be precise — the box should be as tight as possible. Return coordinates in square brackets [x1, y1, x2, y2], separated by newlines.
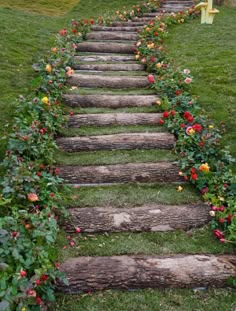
[68, 113, 161, 127]
[63, 94, 158, 108]
[74, 54, 135, 63]
[58, 255, 236, 293]
[76, 42, 134, 54]
[86, 31, 138, 41]
[67, 74, 149, 89]
[63, 203, 210, 233]
[58, 162, 181, 184]
[73, 63, 144, 71]
[57, 132, 174, 152]
[91, 25, 141, 32]
[111, 21, 147, 27]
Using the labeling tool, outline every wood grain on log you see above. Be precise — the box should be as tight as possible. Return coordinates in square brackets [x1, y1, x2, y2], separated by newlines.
[67, 74, 149, 89]
[74, 54, 135, 63]
[91, 26, 141, 32]
[111, 21, 147, 27]
[64, 204, 210, 233]
[58, 162, 181, 184]
[57, 132, 175, 152]
[68, 113, 162, 127]
[73, 63, 144, 71]
[63, 94, 158, 108]
[86, 31, 138, 41]
[76, 42, 134, 54]
[58, 255, 236, 292]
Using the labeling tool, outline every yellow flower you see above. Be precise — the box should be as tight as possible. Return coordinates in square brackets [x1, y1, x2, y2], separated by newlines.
[135, 54, 140, 60]
[177, 186, 183, 192]
[156, 99, 161, 106]
[156, 62, 162, 69]
[147, 43, 154, 49]
[145, 27, 150, 32]
[42, 97, 49, 105]
[21, 308, 26, 311]
[45, 64, 52, 73]
[209, 125, 214, 129]
[178, 171, 183, 176]
[199, 163, 210, 173]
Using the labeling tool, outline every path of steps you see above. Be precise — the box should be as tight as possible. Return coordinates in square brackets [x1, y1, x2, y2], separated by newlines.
[57, 0, 236, 296]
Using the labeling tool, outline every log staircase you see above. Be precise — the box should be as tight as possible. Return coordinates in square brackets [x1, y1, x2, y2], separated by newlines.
[56, 0, 236, 295]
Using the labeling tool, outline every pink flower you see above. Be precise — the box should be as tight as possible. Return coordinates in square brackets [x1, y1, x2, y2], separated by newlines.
[213, 229, 224, 239]
[147, 74, 155, 83]
[183, 69, 190, 74]
[184, 77, 192, 84]
[59, 28, 67, 36]
[27, 193, 39, 202]
[75, 227, 81, 233]
[20, 270, 27, 277]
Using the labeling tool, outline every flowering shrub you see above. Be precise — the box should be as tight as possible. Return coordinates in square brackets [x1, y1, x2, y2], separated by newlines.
[135, 8, 236, 245]
[0, 19, 95, 310]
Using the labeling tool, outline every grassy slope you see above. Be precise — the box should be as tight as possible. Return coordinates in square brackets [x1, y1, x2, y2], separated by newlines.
[164, 6, 236, 156]
[1, 2, 236, 310]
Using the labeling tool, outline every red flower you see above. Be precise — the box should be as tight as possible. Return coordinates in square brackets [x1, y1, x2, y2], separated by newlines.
[191, 173, 198, 180]
[36, 297, 43, 305]
[190, 167, 196, 174]
[170, 110, 176, 116]
[199, 141, 205, 147]
[20, 270, 27, 277]
[40, 274, 48, 282]
[75, 227, 81, 233]
[35, 279, 41, 285]
[59, 28, 67, 36]
[226, 214, 233, 224]
[180, 123, 185, 128]
[175, 90, 182, 96]
[158, 119, 164, 125]
[163, 111, 169, 118]
[27, 193, 39, 202]
[147, 74, 155, 83]
[201, 187, 208, 195]
[218, 218, 225, 224]
[213, 229, 224, 239]
[192, 123, 202, 132]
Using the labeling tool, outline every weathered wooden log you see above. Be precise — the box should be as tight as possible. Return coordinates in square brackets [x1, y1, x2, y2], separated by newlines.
[63, 94, 158, 108]
[57, 132, 175, 152]
[58, 255, 236, 292]
[58, 162, 181, 184]
[67, 74, 149, 89]
[76, 42, 134, 54]
[63, 203, 210, 233]
[111, 21, 147, 27]
[73, 63, 144, 71]
[91, 26, 141, 32]
[86, 31, 138, 41]
[74, 54, 136, 63]
[68, 113, 162, 127]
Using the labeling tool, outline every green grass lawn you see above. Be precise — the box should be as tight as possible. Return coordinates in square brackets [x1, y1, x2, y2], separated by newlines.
[164, 6, 236, 156]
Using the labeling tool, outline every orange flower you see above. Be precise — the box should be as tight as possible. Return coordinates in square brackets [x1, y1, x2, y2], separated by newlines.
[45, 64, 52, 73]
[199, 163, 210, 173]
[27, 193, 39, 202]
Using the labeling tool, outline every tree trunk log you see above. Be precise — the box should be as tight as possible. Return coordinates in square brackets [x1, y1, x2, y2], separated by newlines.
[68, 113, 162, 127]
[63, 94, 158, 108]
[58, 255, 236, 293]
[76, 42, 134, 54]
[91, 26, 141, 32]
[74, 54, 136, 63]
[73, 63, 144, 71]
[58, 162, 181, 184]
[57, 132, 175, 152]
[67, 74, 149, 89]
[63, 203, 210, 233]
[86, 31, 138, 41]
[111, 21, 147, 27]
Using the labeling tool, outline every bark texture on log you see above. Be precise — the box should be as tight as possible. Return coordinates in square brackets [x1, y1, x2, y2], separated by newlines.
[76, 42, 134, 54]
[63, 94, 158, 108]
[73, 63, 145, 71]
[57, 132, 175, 152]
[74, 54, 135, 63]
[86, 31, 138, 41]
[111, 21, 147, 27]
[64, 204, 210, 233]
[91, 26, 141, 32]
[58, 162, 181, 184]
[58, 255, 236, 293]
[68, 113, 162, 127]
[67, 74, 149, 89]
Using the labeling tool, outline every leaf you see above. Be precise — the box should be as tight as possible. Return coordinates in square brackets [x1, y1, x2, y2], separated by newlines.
[0, 301, 10, 311]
